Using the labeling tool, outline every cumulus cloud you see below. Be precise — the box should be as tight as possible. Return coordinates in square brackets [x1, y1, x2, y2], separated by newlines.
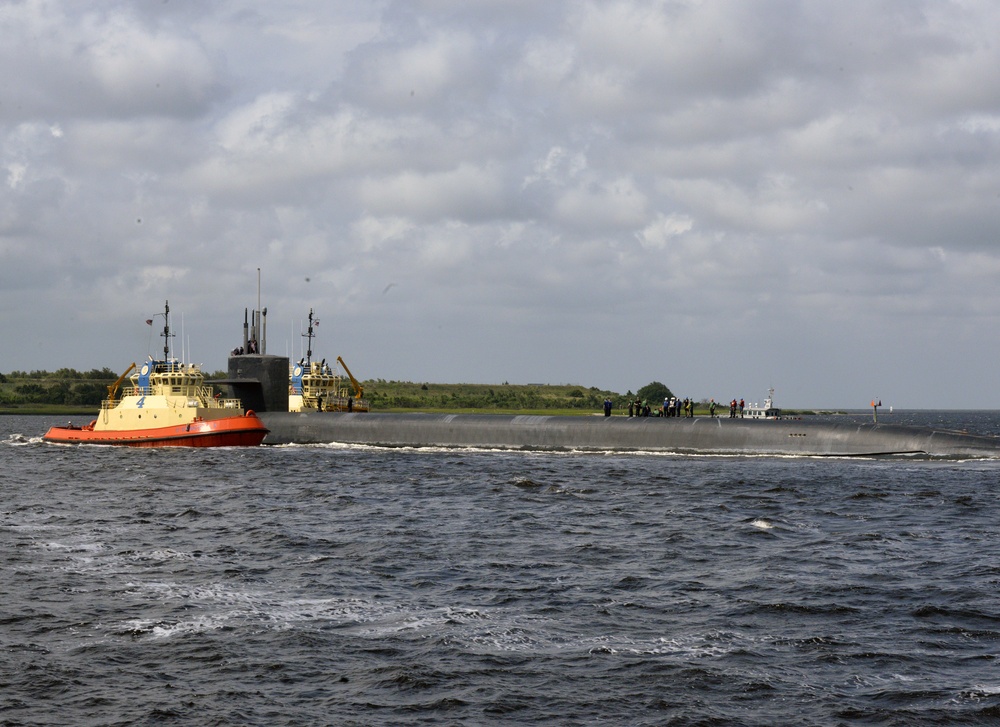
[2, 0, 1000, 407]
[637, 214, 694, 250]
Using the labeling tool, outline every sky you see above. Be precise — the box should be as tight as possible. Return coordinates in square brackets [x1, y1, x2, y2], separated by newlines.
[3, 0, 1000, 409]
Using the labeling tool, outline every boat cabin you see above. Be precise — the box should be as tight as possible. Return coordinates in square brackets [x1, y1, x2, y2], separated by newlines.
[744, 389, 781, 419]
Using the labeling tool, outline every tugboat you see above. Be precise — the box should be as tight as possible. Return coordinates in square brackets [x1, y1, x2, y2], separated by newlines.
[43, 301, 269, 447]
[288, 309, 369, 413]
[743, 388, 781, 419]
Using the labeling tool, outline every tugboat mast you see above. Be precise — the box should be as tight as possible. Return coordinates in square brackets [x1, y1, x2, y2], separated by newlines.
[161, 300, 174, 362]
[302, 308, 315, 365]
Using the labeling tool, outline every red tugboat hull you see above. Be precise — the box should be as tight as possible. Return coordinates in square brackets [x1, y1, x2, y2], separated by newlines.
[43, 412, 269, 448]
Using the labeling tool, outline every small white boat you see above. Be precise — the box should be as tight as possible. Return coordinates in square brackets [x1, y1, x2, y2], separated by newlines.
[744, 388, 781, 419]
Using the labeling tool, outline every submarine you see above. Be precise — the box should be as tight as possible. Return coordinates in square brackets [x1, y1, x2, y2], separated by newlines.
[255, 411, 1000, 457]
[215, 306, 1000, 458]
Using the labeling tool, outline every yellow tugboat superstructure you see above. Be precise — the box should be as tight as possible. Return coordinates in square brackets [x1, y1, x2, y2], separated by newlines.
[101, 358, 248, 428]
[288, 309, 369, 413]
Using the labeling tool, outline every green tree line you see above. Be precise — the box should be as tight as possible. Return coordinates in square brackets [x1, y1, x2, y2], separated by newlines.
[0, 368, 222, 408]
[1, 367, 680, 413]
[364, 380, 676, 412]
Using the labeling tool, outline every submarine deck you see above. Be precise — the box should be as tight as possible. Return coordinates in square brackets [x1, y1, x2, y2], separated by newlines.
[257, 412, 1000, 458]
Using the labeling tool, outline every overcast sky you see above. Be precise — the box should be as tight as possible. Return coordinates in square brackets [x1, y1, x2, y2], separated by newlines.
[3, 1, 999, 408]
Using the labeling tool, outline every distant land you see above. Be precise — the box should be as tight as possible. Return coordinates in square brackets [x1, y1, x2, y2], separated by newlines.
[0, 368, 824, 416]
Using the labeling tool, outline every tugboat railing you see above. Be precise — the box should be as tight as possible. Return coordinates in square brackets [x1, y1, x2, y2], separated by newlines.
[106, 385, 243, 409]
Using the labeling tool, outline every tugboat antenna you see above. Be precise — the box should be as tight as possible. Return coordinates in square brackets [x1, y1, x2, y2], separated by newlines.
[302, 308, 315, 365]
[161, 300, 174, 361]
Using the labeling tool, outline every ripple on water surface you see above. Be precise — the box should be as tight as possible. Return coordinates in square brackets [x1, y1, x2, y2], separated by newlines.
[2, 414, 1000, 724]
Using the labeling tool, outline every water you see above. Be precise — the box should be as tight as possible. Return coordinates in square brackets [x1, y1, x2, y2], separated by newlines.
[3, 412, 1000, 726]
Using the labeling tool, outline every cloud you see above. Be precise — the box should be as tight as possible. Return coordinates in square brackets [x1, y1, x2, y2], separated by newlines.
[359, 164, 507, 222]
[637, 213, 694, 250]
[1, 3, 216, 121]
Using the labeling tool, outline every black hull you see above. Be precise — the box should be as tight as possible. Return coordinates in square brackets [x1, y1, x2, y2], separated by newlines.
[258, 412, 1000, 458]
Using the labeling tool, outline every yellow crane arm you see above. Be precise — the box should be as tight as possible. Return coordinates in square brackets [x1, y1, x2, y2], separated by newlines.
[336, 356, 364, 400]
[107, 362, 137, 403]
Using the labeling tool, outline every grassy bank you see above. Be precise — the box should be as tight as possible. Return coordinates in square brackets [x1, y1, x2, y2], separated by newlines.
[1, 380, 625, 417]
[365, 380, 621, 412]
[0, 405, 98, 416]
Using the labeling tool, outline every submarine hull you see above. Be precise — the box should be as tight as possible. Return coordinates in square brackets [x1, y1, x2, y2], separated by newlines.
[258, 412, 1000, 458]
